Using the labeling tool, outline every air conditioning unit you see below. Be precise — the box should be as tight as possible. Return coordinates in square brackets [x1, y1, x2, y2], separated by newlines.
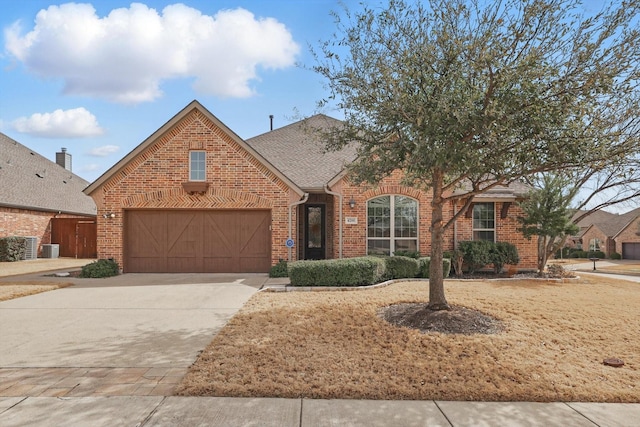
[23, 237, 38, 260]
[41, 244, 59, 259]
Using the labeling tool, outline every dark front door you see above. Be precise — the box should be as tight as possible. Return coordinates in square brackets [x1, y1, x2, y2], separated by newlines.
[305, 204, 325, 260]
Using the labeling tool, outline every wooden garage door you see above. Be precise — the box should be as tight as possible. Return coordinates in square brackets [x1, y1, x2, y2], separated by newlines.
[622, 243, 640, 260]
[124, 210, 271, 273]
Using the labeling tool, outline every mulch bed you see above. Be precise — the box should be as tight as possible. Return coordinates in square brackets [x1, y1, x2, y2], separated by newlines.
[379, 303, 504, 335]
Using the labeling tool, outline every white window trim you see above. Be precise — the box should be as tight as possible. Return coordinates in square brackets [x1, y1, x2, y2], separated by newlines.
[189, 151, 206, 182]
[367, 195, 419, 255]
[472, 202, 496, 242]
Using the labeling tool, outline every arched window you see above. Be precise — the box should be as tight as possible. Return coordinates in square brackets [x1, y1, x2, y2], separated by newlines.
[367, 195, 418, 255]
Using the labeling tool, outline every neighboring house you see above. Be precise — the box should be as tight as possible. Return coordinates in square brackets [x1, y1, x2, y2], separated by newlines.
[0, 133, 97, 258]
[83, 100, 537, 273]
[574, 208, 640, 259]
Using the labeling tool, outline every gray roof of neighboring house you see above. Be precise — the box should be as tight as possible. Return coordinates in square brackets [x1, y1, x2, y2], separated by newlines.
[0, 133, 96, 216]
[246, 114, 358, 191]
[575, 207, 640, 238]
[573, 209, 618, 228]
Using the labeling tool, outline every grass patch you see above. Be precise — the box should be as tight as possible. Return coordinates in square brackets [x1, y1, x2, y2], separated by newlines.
[177, 276, 640, 402]
[0, 281, 73, 302]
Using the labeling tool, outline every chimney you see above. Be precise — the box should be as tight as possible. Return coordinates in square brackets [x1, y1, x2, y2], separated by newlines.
[269, 114, 274, 131]
[56, 147, 72, 171]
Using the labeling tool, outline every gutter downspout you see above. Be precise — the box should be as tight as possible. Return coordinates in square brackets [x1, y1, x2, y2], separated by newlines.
[324, 185, 343, 258]
[288, 193, 309, 261]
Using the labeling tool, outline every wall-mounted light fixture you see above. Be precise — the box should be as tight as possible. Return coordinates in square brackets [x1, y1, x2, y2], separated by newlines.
[348, 197, 356, 209]
[103, 212, 116, 219]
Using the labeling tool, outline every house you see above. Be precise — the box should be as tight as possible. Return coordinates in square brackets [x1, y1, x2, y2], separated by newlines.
[83, 100, 537, 273]
[573, 208, 640, 259]
[0, 133, 97, 258]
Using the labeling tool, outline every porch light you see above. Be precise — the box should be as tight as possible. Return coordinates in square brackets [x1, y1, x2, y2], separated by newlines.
[103, 212, 116, 219]
[349, 197, 356, 209]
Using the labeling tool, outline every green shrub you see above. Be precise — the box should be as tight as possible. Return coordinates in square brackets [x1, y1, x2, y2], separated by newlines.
[269, 259, 288, 277]
[288, 256, 385, 287]
[383, 256, 419, 279]
[569, 250, 587, 258]
[80, 259, 120, 278]
[0, 237, 27, 262]
[490, 242, 520, 274]
[417, 257, 451, 279]
[610, 252, 622, 260]
[589, 250, 605, 259]
[458, 240, 493, 273]
[392, 250, 421, 259]
[554, 247, 573, 259]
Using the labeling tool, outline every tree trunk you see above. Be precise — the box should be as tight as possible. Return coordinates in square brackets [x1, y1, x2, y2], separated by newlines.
[537, 235, 548, 273]
[428, 168, 450, 311]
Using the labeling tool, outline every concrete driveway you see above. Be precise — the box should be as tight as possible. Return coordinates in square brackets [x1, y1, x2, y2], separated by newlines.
[0, 273, 262, 397]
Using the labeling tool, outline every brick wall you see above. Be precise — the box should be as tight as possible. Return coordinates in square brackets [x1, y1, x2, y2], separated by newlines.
[614, 217, 640, 256]
[0, 206, 90, 256]
[580, 226, 609, 256]
[328, 172, 538, 270]
[88, 109, 297, 269]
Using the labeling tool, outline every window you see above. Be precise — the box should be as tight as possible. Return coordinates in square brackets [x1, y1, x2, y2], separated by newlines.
[189, 151, 206, 181]
[589, 238, 601, 252]
[367, 195, 418, 255]
[473, 202, 495, 242]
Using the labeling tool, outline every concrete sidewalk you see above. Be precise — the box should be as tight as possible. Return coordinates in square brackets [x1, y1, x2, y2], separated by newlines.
[1, 396, 639, 426]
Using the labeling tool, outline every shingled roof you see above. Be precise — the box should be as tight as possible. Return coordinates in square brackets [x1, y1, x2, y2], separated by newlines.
[246, 114, 358, 191]
[588, 207, 640, 238]
[0, 133, 96, 216]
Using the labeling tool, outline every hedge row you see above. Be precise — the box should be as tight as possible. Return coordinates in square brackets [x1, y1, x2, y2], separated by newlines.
[555, 248, 606, 259]
[0, 237, 27, 262]
[287, 255, 451, 287]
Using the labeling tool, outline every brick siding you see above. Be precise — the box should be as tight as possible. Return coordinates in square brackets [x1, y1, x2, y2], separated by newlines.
[614, 217, 640, 256]
[89, 109, 297, 268]
[580, 226, 610, 256]
[328, 172, 538, 270]
[0, 206, 90, 256]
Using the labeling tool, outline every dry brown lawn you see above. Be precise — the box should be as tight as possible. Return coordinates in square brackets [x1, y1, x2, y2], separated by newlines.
[177, 276, 640, 402]
[0, 281, 72, 302]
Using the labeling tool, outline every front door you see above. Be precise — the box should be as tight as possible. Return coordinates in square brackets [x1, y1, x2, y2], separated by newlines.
[305, 204, 325, 260]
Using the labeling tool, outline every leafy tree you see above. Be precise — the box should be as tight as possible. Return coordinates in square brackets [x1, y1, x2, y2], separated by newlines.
[520, 159, 640, 273]
[314, 0, 640, 310]
[518, 173, 579, 273]
[518, 174, 580, 272]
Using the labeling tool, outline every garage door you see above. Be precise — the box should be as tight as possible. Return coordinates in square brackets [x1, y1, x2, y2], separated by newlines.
[124, 210, 271, 273]
[622, 243, 640, 260]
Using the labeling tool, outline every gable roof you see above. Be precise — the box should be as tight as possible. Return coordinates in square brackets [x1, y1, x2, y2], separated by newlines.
[575, 207, 640, 238]
[573, 209, 618, 228]
[0, 133, 96, 216]
[247, 114, 358, 191]
[84, 100, 304, 197]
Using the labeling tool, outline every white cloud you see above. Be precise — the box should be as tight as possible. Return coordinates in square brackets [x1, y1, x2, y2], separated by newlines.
[11, 107, 105, 138]
[4, 3, 300, 103]
[88, 144, 119, 157]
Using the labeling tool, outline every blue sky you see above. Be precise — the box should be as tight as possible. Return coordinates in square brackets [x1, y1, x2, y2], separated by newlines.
[1, 0, 360, 182]
[0, 0, 623, 213]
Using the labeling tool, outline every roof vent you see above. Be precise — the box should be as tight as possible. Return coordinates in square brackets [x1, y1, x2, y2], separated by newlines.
[56, 147, 72, 171]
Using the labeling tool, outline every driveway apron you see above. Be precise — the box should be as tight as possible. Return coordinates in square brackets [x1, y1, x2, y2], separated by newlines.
[0, 274, 259, 397]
